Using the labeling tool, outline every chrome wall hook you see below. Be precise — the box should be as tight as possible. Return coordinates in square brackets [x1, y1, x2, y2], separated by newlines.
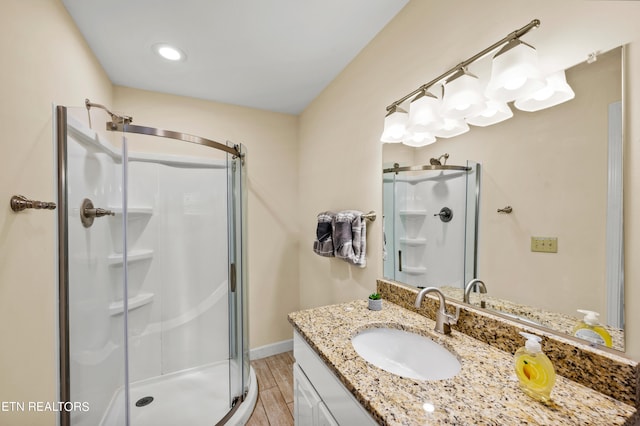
[10, 195, 57, 212]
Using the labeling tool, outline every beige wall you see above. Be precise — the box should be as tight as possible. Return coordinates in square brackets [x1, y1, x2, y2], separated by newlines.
[0, 1, 113, 424]
[113, 86, 300, 350]
[299, 0, 640, 360]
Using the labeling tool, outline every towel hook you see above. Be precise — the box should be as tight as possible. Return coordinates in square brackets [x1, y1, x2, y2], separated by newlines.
[497, 206, 513, 214]
[10, 195, 57, 212]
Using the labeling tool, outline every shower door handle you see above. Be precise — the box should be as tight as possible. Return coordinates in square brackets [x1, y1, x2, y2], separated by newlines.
[80, 198, 115, 228]
[230, 263, 237, 292]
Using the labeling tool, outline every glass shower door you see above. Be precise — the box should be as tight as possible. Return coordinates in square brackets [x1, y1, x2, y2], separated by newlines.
[123, 129, 233, 426]
[57, 105, 129, 426]
[227, 143, 249, 411]
[382, 170, 397, 278]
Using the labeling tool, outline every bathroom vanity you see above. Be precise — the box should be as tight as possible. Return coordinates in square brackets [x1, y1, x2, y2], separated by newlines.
[289, 288, 639, 425]
[293, 331, 377, 425]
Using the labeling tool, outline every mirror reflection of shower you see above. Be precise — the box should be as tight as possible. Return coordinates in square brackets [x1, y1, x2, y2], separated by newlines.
[383, 157, 480, 294]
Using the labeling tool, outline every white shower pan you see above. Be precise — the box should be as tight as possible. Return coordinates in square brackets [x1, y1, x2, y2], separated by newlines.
[100, 362, 257, 426]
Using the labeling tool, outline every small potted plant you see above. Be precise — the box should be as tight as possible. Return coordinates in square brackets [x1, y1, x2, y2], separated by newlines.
[368, 293, 382, 311]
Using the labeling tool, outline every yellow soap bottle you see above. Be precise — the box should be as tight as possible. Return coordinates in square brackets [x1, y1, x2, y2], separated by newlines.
[573, 309, 612, 348]
[514, 332, 556, 403]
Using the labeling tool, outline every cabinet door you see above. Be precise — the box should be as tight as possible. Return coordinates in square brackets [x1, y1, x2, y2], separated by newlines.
[317, 401, 339, 426]
[294, 331, 378, 425]
[293, 363, 320, 425]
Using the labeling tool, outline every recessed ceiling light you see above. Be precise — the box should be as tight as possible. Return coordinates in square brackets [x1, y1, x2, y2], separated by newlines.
[153, 43, 186, 61]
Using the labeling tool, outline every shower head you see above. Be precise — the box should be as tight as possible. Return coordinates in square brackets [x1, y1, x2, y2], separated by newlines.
[430, 153, 449, 166]
[85, 98, 133, 130]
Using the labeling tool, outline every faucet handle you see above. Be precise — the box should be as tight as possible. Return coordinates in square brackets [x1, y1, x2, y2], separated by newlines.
[445, 307, 461, 326]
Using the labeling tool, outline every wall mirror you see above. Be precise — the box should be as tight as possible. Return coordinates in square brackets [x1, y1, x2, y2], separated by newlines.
[382, 46, 625, 352]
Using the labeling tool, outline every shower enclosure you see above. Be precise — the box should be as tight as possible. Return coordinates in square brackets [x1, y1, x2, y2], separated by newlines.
[55, 102, 254, 425]
[383, 160, 480, 290]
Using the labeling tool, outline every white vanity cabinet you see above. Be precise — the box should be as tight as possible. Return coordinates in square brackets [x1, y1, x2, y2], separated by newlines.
[293, 331, 377, 426]
[293, 364, 338, 425]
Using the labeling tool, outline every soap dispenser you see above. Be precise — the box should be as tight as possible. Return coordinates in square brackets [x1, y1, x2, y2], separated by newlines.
[573, 309, 612, 348]
[514, 332, 556, 403]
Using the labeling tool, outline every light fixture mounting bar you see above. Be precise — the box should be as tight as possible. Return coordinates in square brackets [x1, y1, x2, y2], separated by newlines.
[385, 19, 540, 112]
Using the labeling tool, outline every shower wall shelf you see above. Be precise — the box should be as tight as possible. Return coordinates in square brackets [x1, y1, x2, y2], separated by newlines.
[399, 210, 428, 217]
[108, 206, 154, 217]
[107, 249, 154, 266]
[399, 238, 427, 246]
[108, 292, 154, 316]
[402, 266, 427, 275]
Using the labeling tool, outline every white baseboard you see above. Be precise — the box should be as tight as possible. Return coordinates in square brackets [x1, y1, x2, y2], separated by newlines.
[250, 339, 293, 360]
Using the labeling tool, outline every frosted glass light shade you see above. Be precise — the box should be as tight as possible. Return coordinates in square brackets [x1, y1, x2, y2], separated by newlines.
[403, 131, 436, 147]
[466, 100, 513, 127]
[433, 118, 469, 138]
[408, 90, 443, 133]
[514, 70, 575, 112]
[485, 40, 545, 102]
[380, 107, 408, 143]
[441, 70, 486, 120]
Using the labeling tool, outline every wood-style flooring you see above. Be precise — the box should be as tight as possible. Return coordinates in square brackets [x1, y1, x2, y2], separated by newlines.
[246, 351, 294, 426]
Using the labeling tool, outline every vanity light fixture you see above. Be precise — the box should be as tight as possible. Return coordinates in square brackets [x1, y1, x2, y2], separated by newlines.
[466, 99, 513, 127]
[380, 19, 575, 146]
[433, 117, 470, 139]
[153, 43, 186, 61]
[484, 39, 545, 102]
[403, 131, 437, 147]
[441, 68, 486, 119]
[514, 70, 575, 112]
[408, 89, 443, 133]
[380, 105, 408, 143]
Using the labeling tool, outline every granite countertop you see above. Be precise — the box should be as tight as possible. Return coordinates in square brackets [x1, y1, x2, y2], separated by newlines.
[289, 300, 638, 426]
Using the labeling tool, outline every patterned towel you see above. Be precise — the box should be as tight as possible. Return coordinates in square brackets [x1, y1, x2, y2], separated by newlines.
[333, 210, 366, 268]
[313, 211, 336, 257]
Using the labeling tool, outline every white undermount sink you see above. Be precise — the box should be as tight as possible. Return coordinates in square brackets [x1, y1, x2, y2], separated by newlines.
[351, 327, 461, 381]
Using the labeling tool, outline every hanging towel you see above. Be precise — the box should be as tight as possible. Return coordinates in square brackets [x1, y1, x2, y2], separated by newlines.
[333, 210, 367, 267]
[313, 211, 336, 257]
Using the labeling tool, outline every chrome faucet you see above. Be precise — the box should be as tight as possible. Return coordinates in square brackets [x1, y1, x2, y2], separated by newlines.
[414, 287, 460, 335]
[464, 279, 487, 308]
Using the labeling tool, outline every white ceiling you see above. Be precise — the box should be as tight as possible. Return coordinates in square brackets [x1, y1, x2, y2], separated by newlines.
[62, 0, 408, 114]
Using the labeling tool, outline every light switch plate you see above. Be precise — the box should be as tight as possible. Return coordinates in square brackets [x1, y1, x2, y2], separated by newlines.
[531, 237, 558, 253]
